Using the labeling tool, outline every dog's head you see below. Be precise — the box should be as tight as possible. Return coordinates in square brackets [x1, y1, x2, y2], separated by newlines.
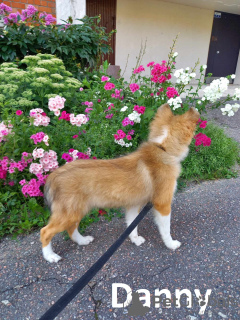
[149, 104, 200, 160]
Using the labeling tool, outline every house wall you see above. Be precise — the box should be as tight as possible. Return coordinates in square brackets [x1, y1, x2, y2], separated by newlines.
[116, 0, 214, 82]
[4, 0, 56, 15]
[56, 0, 85, 24]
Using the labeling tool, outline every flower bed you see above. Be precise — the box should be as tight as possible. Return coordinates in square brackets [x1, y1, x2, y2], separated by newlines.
[0, 45, 240, 236]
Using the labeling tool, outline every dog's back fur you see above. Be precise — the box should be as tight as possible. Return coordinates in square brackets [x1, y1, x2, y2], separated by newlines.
[40, 104, 199, 262]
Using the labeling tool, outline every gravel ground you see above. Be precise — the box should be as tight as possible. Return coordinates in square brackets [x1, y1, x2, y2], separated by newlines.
[0, 103, 239, 320]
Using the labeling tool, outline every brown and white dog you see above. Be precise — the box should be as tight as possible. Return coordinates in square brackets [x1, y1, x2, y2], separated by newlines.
[40, 104, 199, 262]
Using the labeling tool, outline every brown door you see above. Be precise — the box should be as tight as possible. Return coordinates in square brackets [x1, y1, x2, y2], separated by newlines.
[86, 0, 116, 65]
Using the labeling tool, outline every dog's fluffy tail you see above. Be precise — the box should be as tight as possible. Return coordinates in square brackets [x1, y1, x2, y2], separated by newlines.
[44, 179, 53, 212]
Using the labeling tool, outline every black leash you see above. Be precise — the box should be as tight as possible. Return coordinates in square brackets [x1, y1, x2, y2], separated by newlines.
[39, 203, 152, 320]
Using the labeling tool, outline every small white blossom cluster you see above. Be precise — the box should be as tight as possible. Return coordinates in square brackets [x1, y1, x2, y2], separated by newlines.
[221, 103, 240, 117]
[234, 88, 240, 100]
[128, 111, 141, 123]
[203, 77, 229, 103]
[114, 139, 132, 148]
[120, 106, 128, 112]
[86, 147, 91, 156]
[168, 96, 182, 110]
[174, 68, 196, 85]
[70, 113, 88, 127]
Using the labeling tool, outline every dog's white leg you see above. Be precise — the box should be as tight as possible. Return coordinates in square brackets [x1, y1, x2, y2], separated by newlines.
[71, 228, 94, 245]
[154, 210, 181, 250]
[125, 207, 145, 246]
[42, 242, 62, 263]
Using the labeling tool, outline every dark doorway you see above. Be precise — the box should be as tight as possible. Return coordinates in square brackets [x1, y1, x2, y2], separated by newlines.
[86, 0, 116, 65]
[206, 11, 240, 80]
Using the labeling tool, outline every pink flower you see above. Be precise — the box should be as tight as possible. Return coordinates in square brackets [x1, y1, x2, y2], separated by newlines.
[166, 87, 179, 99]
[16, 110, 23, 116]
[126, 135, 132, 140]
[134, 105, 145, 114]
[199, 120, 207, 129]
[114, 134, 120, 140]
[19, 179, 26, 186]
[122, 117, 131, 127]
[101, 76, 110, 82]
[0, 165, 7, 180]
[194, 133, 211, 147]
[133, 65, 145, 74]
[72, 135, 78, 139]
[106, 114, 113, 119]
[98, 99, 101, 103]
[79, 87, 84, 91]
[85, 108, 93, 113]
[147, 61, 155, 67]
[117, 129, 126, 139]
[104, 82, 115, 90]
[129, 83, 139, 93]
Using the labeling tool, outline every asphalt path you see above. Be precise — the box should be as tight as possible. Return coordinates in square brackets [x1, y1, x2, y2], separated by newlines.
[0, 105, 239, 320]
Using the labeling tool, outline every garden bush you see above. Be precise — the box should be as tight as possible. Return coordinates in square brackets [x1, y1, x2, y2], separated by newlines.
[0, 46, 240, 237]
[0, 3, 114, 78]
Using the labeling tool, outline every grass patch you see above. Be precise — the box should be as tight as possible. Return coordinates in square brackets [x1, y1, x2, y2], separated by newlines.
[182, 122, 240, 181]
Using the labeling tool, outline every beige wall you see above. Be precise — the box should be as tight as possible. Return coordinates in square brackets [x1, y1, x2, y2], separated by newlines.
[116, 0, 214, 82]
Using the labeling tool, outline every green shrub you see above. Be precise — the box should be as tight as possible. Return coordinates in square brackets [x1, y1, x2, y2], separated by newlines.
[0, 5, 114, 77]
[182, 123, 239, 180]
[0, 53, 82, 114]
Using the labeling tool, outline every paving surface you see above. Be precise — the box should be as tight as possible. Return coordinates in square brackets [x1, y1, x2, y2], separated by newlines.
[0, 102, 240, 320]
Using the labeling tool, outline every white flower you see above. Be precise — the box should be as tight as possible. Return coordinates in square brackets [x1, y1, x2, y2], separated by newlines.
[114, 139, 132, 148]
[202, 65, 207, 70]
[221, 103, 239, 116]
[168, 97, 182, 110]
[232, 103, 240, 112]
[174, 68, 194, 85]
[128, 111, 141, 123]
[120, 106, 128, 112]
[173, 52, 178, 57]
[202, 97, 206, 101]
[203, 77, 229, 103]
[234, 88, 240, 100]
[197, 101, 202, 104]
[231, 74, 236, 79]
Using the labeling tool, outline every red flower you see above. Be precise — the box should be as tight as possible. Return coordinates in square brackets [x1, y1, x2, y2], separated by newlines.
[99, 209, 107, 215]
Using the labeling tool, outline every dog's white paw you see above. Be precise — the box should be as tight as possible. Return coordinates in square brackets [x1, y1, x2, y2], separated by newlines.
[76, 235, 94, 245]
[166, 239, 181, 250]
[131, 235, 146, 246]
[42, 243, 62, 263]
[44, 252, 62, 263]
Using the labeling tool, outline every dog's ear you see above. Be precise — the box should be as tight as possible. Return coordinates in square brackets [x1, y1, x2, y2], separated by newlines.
[157, 104, 173, 117]
[185, 107, 200, 123]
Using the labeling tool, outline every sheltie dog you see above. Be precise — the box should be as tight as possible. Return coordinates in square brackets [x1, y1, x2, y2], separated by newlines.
[40, 104, 199, 262]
